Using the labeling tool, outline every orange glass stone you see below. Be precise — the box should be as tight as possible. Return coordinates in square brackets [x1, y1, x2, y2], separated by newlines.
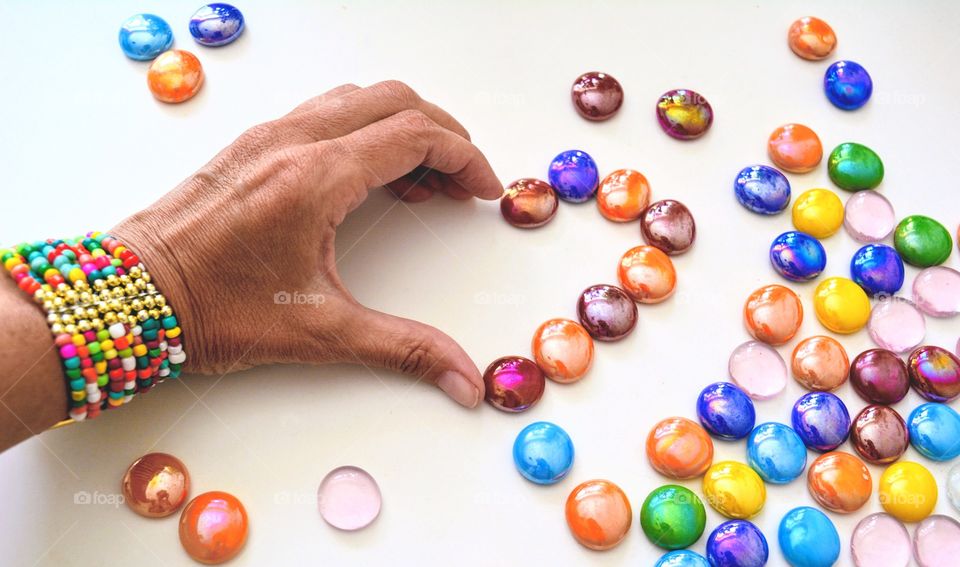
[122, 452, 190, 518]
[743, 284, 803, 345]
[531, 318, 594, 383]
[807, 451, 872, 513]
[791, 336, 850, 391]
[788, 16, 837, 61]
[179, 491, 248, 564]
[565, 479, 632, 551]
[596, 169, 651, 222]
[646, 417, 715, 480]
[768, 124, 823, 173]
[148, 49, 204, 103]
[617, 245, 677, 304]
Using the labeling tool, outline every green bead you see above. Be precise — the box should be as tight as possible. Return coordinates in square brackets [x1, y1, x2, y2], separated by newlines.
[0, 249, 13, 263]
[87, 342, 101, 355]
[827, 142, 884, 191]
[118, 348, 133, 358]
[97, 329, 110, 341]
[894, 215, 953, 267]
[97, 375, 109, 387]
[65, 368, 82, 379]
[640, 485, 707, 550]
[91, 352, 104, 362]
[70, 399, 86, 408]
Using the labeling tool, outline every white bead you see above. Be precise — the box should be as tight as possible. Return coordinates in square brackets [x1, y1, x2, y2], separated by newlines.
[131, 325, 142, 336]
[87, 390, 102, 403]
[158, 368, 170, 377]
[121, 358, 135, 371]
[168, 344, 183, 355]
[109, 322, 126, 339]
[168, 352, 187, 364]
[124, 381, 135, 390]
[124, 395, 133, 403]
[159, 340, 168, 351]
[68, 409, 86, 421]
[85, 383, 99, 395]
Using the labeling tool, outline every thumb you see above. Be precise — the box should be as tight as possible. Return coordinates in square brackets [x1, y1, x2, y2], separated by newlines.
[341, 306, 484, 408]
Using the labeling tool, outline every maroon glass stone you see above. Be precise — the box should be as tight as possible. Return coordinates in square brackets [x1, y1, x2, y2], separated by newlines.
[850, 405, 909, 465]
[576, 284, 638, 341]
[849, 349, 910, 405]
[640, 199, 697, 255]
[571, 72, 624, 121]
[483, 356, 545, 412]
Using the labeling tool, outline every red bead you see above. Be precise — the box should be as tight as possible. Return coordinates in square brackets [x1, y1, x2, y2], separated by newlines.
[115, 336, 130, 350]
[82, 368, 98, 381]
[54, 334, 73, 347]
[110, 382, 124, 392]
[47, 274, 65, 286]
[10, 263, 30, 279]
[109, 368, 123, 379]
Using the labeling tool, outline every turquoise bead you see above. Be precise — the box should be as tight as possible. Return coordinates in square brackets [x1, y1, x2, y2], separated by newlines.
[70, 378, 85, 391]
[108, 391, 123, 400]
[142, 319, 159, 330]
[162, 316, 178, 329]
[63, 356, 80, 370]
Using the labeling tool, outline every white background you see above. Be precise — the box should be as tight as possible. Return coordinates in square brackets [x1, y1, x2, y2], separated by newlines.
[1, 1, 959, 565]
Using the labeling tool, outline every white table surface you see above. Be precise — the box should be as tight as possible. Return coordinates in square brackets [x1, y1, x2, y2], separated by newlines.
[2, 1, 959, 565]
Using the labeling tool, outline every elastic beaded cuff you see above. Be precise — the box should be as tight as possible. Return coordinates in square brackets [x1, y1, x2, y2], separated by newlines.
[1, 232, 186, 424]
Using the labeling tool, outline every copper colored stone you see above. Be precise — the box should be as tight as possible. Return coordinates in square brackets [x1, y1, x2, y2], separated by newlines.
[122, 452, 190, 518]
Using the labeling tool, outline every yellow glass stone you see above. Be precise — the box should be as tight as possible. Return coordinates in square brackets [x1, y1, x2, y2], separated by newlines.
[813, 277, 870, 334]
[879, 461, 938, 523]
[702, 461, 766, 519]
[792, 188, 844, 238]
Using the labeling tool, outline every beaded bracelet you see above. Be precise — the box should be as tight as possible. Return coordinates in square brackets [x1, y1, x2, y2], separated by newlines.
[1, 232, 186, 423]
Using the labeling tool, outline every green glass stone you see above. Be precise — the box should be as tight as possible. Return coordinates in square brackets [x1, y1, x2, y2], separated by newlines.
[827, 142, 884, 191]
[640, 484, 706, 550]
[894, 215, 953, 267]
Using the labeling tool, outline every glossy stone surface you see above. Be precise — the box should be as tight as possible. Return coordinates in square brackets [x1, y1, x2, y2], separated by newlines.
[702, 461, 765, 519]
[696, 382, 756, 440]
[482, 356, 545, 412]
[792, 392, 850, 452]
[705, 520, 769, 567]
[571, 71, 623, 121]
[894, 215, 953, 267]
[851, 513, 912, 567]
[317, 466, 381, 531]
[565, 479, 632, 550]
[778, 507, 840, 567]
[512, 421, 574, 484]
[119, 13, 174, 61]
[868, 298, 925, 354]
[743, 284, 803, 345]
[908, 345, 960, 402]
[768, 123, 823, 173]
[576, 284, 638, 341]
[531, 318, 594, 383]
[640, 485, 707, 550]
[500, 178, 558, 228]
[655, 550, 711, 567]
[844, 190, 896, 242]
[729, 341, 787, 399]
[851, 244, 905, 296]
[792, 188, 843, 239]
[122, 452, 190, 518]
[596, 169, 650, 222]
[850, 349, 911, 404]
[807, 451, 872, 513]
[547, 149, 599, 202]
[913, 266, 960, 317]
[851, 405, 909, 465]
[656, 89, 713, 140]
[746, 422, 807, 484]
[734, 165, 791, 215]
[908, 403, 960, 461]
[179, 491, 248, 564]
[641, 199, 696, 255]
[813, 277, 871, 334]
[824, 61, 873, 110]
[646, 417, 714, 480]
[769, 231, 826, 282]
[787, 16, 837, 60]
[879, 461, 938, 523]
[828, 142, 883, 191]
[914, 515, 960, 567]
[189, 3, 245, 46]
[791, 335, 849, 391]
[617, 245, 677, 303]
[948, 464, 960, 512]
[147, 50, 205, 104]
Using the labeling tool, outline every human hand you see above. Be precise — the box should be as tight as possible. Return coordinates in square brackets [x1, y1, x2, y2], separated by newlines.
[112, 81, 503, 408]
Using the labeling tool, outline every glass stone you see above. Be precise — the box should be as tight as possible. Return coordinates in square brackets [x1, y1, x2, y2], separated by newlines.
[317, 466, 381, 531]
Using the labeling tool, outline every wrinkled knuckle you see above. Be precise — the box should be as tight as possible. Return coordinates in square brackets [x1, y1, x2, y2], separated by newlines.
[271, 146, 309, 172]
[395, 338, 435, 376]
[239, 121, 279, 146]
[377, 80, 420, 107]
[395, 109, 433, 132]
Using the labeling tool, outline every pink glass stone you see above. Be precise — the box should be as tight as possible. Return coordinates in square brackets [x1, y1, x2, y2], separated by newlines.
[728, 341, 787, 399]
[851, 513, 911, 567]
[844, 191, 896, 242]
[867, 298, 926, 354]
[317, 465, 382, 531]
[914, 515, 960, 567]
[913, 266, 960, 317]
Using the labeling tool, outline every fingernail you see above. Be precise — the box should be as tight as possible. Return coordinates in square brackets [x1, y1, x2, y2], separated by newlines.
[437, 371, 479, 408]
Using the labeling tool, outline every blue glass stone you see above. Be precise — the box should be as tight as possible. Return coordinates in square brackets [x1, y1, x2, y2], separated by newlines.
[655, 550, 711, 567]
[512, 421, 574, 484]
[791, 392, 851, 452]
[824, 60, 873, 110]
[908, 403, 960, 461]
[706, 520, 769, 567]
[547, 150, 599, 202]
[734, 165, 791, 215]
[696, 382, 756, 440]
[189, 3, 246, 47]
[746, 422, 807, 484]
[778, 506, 840, 567]
[118, 13, 174, 61]
[770, 231, 827, 282]
[850, 244, 905, 297]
